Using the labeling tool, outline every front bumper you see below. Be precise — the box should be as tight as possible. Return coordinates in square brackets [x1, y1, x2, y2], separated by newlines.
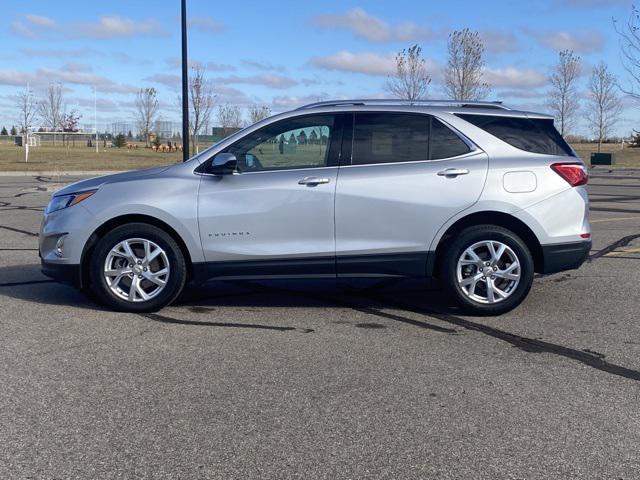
[541, 240, 591, 274]
[41, 259, 82, 287]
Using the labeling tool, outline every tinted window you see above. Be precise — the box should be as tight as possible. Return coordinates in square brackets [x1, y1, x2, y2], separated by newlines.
[430, 119, 471, 159]
[456, 114, 574, 156]
[352, 113, 429, 165]
[352, 113, 471, 165]
[226, 115, 334, 172]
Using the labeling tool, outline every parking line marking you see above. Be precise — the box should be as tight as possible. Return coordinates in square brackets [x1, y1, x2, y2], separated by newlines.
[591, 216, 640, 224]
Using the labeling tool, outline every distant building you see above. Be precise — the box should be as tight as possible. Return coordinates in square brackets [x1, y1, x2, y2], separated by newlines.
[154, 121, 182, 139]
[111, 122, 134, 136]
[211, 127, 242, 141]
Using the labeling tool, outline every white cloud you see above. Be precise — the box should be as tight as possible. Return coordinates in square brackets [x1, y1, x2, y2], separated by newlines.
[481, 31, 519, 54]
[483, 67, 547, 89]
[271, 95, 331, 110]
[312, 8, 440, 43]
[214, 74, 298, 89]
[188, 16, 224, 33]
[77, 16, 168, 39]
[144, 74, 181, 89]
[241, 60, 286, 72]
[0, 65, 138, 94]
[311, 51, 440, 78]
[11, 14, 57, 38]
[530, 30, 605, 53]
[24, 14, 56, 27]
[311, 51, 396, 76]
[21, 47, 96, 58]
[165, 58, 236, 72]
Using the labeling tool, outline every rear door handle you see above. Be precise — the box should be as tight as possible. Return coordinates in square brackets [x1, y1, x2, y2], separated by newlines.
[298, 176, 330, 186]
[437, 168, 470, 177]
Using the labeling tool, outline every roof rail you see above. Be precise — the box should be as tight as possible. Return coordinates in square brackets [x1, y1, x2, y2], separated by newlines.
[296, 99, 510, 111]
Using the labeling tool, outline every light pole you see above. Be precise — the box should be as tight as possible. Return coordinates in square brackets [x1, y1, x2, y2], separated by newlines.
[94, 86, 98, 154]
[181, 0, 189, 161]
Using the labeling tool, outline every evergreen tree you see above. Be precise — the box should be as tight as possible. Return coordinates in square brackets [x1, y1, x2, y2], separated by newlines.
[113, 133, 127, 148]
[0, 126, 7, 136]
[10, 126, 17, 136]
[629, 131, 640, 148]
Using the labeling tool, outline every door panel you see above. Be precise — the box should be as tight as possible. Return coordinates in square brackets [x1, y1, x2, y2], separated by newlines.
[197, 113, 343, 277]
[335, 153, 488, 275]
[198, 167, 338, 264]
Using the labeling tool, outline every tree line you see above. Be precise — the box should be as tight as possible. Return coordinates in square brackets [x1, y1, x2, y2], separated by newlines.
[8, 66, 272, 154]
[383, 11, 640, 152]
[9, 6, 640, 151]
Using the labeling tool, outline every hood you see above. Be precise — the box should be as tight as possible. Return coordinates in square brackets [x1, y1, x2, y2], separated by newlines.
[53, 165, 173, 197]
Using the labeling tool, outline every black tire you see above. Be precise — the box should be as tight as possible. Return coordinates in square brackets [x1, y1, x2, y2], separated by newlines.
[89, 223, 187, 312]
[441, 225, 534, 315]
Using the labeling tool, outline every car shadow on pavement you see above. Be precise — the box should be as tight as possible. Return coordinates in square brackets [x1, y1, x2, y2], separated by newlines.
[0, 263, 460, 316]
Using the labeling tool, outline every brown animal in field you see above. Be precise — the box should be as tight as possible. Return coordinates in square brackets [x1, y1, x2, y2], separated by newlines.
[127, 143, 133, 150]
[151, 145, 157, 152]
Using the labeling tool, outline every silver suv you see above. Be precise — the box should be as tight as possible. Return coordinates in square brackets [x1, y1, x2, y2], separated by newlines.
[40, 100, 591, 315]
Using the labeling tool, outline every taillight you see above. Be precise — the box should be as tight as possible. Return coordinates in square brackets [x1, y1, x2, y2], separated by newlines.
[551, 163, 588, 187]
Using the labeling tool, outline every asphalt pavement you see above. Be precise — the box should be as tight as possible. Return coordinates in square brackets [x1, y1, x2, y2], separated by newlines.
[1, 170, 640, 479]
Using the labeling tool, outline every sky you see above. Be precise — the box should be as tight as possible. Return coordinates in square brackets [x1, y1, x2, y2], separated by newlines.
[0, 0, 637, 136]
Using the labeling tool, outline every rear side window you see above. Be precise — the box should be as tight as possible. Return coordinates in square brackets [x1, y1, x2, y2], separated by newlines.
[351, 113, 471, 165]
[456, 114, 574, 156]
[352, 113, 428, 165]
[430, 119, 471, 159]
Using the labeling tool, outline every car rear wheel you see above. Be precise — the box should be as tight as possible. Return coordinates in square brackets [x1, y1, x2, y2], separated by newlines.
[89, 223, 187, 312]
[442, 225, 534, 315]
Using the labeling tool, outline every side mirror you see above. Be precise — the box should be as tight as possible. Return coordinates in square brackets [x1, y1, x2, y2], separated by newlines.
[209, 153, 237, 175]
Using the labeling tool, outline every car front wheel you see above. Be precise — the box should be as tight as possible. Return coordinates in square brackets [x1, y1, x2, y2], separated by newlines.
[442, 225, 534, 315]
[89, 223, 187, 312]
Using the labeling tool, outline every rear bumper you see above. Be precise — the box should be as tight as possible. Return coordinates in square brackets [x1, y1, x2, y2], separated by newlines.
[541, 241, 591, 274]
[41, 260, 81, 287]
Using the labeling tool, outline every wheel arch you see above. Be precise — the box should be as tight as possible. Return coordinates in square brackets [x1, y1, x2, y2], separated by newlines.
[431, 211, 544, 276]
[80, 214, 194, 288]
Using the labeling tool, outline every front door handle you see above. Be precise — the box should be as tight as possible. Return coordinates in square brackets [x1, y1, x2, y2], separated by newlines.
[298, 176, 330, 186]
[437, 168, 470, 177]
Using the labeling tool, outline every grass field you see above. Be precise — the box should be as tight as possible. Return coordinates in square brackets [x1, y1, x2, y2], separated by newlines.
[0, 141, 638, 172]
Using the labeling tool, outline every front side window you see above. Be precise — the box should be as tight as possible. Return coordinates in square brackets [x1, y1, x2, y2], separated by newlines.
[225, 115, 334, 172]
[351, 113, 471, 165]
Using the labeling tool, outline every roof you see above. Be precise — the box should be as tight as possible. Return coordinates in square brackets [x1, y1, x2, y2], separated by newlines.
[294, 99, 553, 120]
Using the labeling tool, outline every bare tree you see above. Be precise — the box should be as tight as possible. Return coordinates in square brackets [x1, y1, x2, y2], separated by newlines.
[548, 50, 582, 137]
[248, 104, 271, 124]
[217, 104, 243, 136]
[587, 62, 623, 153]
[38, 83, 64, 145]
[185, 66, 215, 154]
[16, 87, 37, 134]
[16, 86, 37, 162]
[61, 110, 82, 148]
[614, 5, 640, 99]
[384, 45, 431, 101]
[135, 87, 159, 147]
[443, 29, 490, 101]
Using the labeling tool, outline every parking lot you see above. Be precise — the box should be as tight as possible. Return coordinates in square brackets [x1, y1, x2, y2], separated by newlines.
[1, 171, 640, 479]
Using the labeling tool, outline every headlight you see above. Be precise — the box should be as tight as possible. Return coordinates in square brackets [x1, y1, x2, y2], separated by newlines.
[45, 190, 97, 214]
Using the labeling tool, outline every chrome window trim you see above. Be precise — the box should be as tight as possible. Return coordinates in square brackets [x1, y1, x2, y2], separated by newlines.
[339, 150, 484, 169]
